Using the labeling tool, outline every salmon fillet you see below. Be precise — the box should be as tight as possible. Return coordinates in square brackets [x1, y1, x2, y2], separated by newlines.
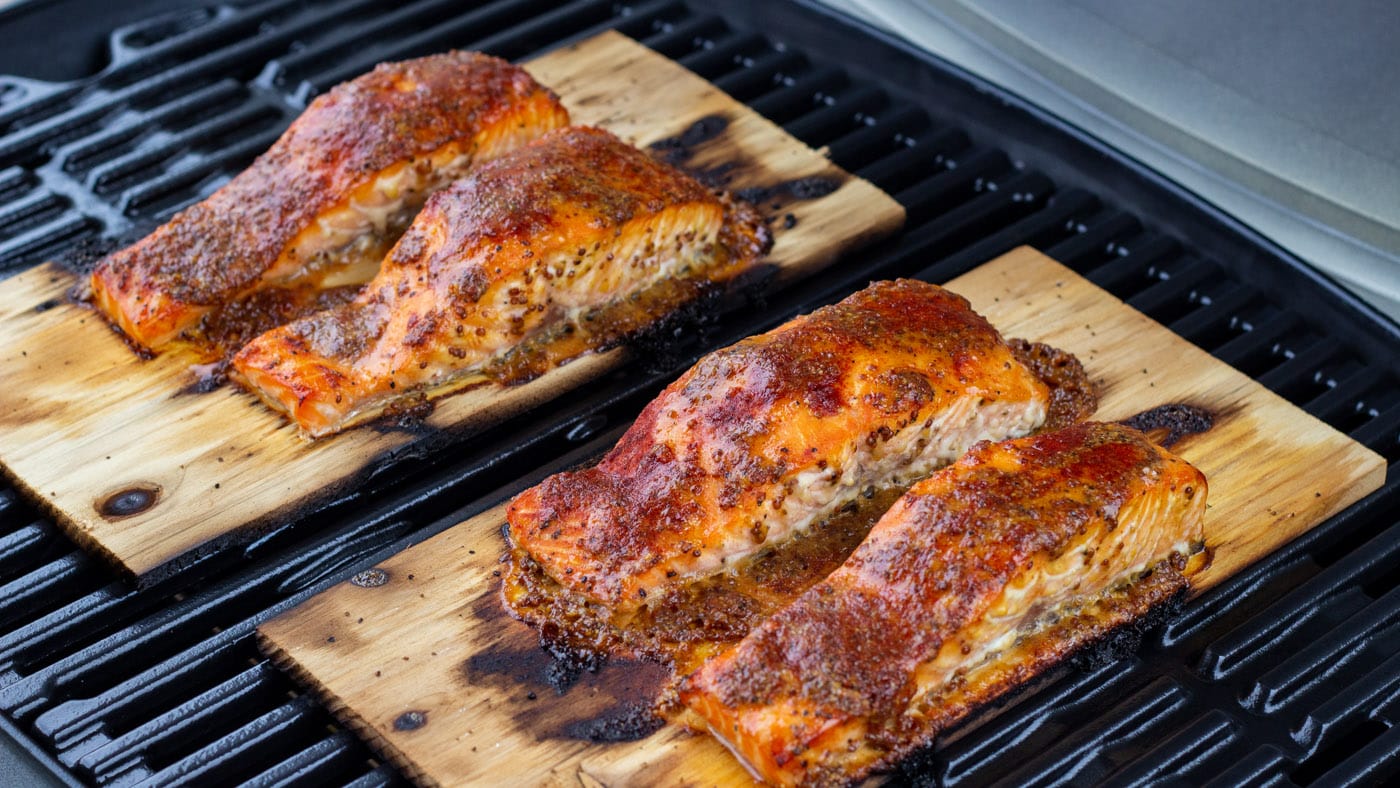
[90, 51, 569, 351]
[680, 422, 1209, 786]
[231, 126, 770, 437]
[503, 280, 1054, 658]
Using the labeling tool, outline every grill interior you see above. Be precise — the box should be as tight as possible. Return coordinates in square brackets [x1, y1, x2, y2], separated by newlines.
[0, 0, 1397, 785]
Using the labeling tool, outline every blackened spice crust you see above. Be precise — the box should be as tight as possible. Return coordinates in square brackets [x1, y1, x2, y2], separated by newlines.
[1009, 338, 1099, 428]
[1118, 403, 1215, 448]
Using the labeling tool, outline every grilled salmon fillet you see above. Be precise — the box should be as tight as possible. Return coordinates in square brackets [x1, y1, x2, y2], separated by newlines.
[680, 422, 1209, 786]
[90, 51, 569, 351]
[231, 126, 770, 437]
[503, 279, 1053, 656]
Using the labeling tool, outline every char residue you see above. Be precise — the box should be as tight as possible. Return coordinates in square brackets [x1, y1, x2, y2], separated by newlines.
[97, 484, 161, 519]
[646, 117, 845, 202]
[564, 700, 666, 742]
[393, 710, 428, 731]
[648, 114, 730, 165]
[1009, 338, 1099, 429]
[646, 116, 739, 189]
[624, 279, 730, 376]
[687, 161, 739, 189]
[735, 176, 840, 206]
[1118, 404, 1215, 448]
[464, 590, 671, 743]
[1069, 586, 1188, 670]
[538, 635, 608, 694]
[370, 396, 438, 436]
[106, 321, 156, 360]
[173, 361, 229, 396]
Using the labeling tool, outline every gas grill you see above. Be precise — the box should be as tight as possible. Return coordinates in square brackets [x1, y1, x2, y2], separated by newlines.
[0, 1, 1396, 785]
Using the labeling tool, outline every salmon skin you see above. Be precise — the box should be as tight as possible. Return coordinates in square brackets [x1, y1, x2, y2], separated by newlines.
[90, 51, 569, 351]
[232, 126, 770, 437]
[680, 422, 1209, 786]
[503, 279, 1054, 658]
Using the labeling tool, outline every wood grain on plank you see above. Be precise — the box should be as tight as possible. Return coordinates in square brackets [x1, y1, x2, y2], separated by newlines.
[258, 247, 1387, 787]
[0, 31, 904, 579]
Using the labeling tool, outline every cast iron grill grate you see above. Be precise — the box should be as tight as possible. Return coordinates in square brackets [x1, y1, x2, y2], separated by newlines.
[0, 1, 1395, 785]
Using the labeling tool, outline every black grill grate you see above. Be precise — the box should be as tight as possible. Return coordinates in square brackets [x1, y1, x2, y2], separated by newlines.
[0, 1, 1396, 785]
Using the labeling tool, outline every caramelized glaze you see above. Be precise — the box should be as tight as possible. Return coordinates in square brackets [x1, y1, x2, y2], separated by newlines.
[232, 127, 770, 437]
[503, 280, 1063, 667]
[90, 51, 568, 351]
[681, 423, 1208, 786]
